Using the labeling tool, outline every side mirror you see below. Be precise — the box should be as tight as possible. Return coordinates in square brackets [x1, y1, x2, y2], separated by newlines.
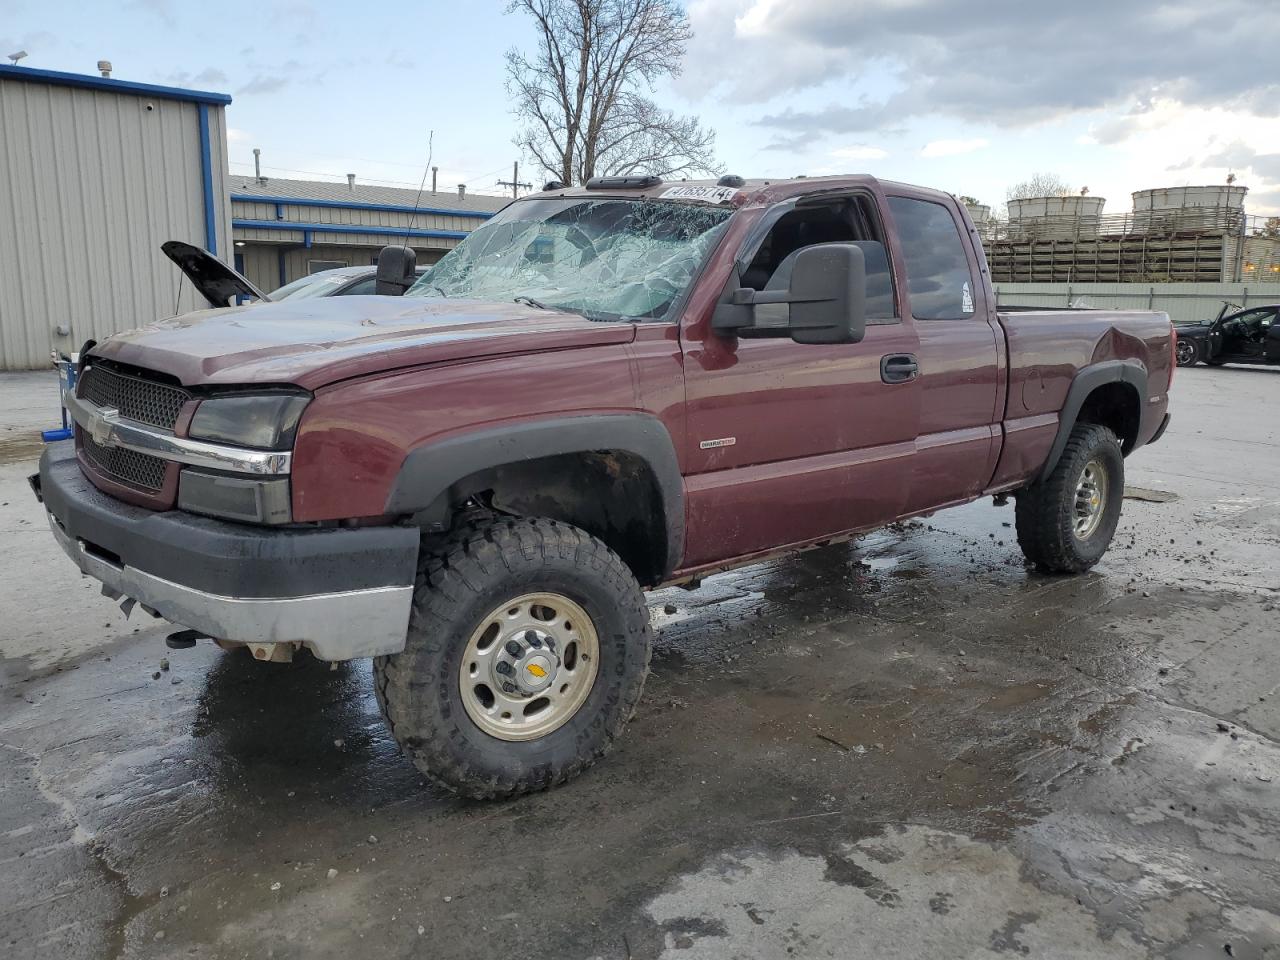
[712, 242, 870, 345]
[375, 245, 417, 296]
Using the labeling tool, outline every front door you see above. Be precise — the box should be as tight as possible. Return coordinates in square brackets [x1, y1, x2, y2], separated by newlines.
[679, 195, 922, 568]
[1219, 308, 1275, 359]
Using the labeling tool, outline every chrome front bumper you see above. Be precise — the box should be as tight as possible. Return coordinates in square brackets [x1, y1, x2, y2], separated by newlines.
[37, 441, 419, 661]
[46, 512, 414, 660]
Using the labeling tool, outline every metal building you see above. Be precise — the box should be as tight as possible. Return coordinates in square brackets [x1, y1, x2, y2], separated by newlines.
[0, 65, 232, 370]
[229, 176, 508, 293]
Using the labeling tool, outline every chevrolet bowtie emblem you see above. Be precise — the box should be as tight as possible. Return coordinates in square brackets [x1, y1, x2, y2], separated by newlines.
[89, 407, 119, 446]
[525, 663, 547, 678]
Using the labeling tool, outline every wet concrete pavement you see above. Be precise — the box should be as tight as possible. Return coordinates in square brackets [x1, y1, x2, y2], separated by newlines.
[2, 365, 1278, 959]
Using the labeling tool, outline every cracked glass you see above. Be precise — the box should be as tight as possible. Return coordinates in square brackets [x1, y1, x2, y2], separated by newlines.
[406, 197, 734, 321]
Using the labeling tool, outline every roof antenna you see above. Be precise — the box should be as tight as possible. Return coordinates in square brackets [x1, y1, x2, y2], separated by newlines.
[401, 130, 435, 249]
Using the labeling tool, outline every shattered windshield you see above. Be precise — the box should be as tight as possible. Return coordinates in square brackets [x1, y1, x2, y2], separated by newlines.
[405, 197, 734, 321]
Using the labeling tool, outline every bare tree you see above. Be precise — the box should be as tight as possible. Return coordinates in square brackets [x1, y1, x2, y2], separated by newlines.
[505, 0, 719, 185]
[1006, 173, 1073, 200]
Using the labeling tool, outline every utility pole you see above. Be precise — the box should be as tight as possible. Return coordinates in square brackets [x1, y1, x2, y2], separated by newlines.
[497, 161, 532, 199]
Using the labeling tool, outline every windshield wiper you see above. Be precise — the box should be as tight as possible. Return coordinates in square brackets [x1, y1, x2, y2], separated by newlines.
[513, 295, 550, 310]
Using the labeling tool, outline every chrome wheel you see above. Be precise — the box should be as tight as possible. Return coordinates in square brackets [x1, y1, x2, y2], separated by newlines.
[458, 592, 599, 742]
[1175, 339, 1197, 366]
[1073, 459, 1108, 540]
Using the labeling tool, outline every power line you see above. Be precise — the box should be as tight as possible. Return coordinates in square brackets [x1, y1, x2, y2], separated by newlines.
[496, 160, 534, 198]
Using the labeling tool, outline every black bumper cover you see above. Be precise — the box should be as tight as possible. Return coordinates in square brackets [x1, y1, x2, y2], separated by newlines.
[36, 441, 419, 599]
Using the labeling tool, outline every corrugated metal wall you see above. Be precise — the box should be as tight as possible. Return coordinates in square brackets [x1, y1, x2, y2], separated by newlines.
[993, 282, 1280, 324]
[0, 76, 230, 370]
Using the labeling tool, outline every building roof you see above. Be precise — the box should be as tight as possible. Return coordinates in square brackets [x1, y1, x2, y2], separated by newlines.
[0, 63, 231, 105]
[228, 175, 510, 214]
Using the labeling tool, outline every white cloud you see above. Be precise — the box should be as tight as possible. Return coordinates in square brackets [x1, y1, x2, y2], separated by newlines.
[831, 144, 889, 160]
[921, 138, 988, 158]
[226, 127, 252, 144]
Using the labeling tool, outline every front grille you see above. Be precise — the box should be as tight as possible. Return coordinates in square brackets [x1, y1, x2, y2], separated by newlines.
[79, 364, 189, 430]
[81, 433, 168, 492]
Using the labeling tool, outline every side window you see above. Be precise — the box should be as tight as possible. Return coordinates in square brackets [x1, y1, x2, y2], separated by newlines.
[740, 197, 895, 319]
[340, 277, 377, 296]
[888, 197, 976, 321]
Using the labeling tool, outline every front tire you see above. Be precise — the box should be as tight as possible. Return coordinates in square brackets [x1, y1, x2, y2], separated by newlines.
[374, 517, 651, 799]
[1175, 338, 1201, 367]
[1015, 423, 1125, 573]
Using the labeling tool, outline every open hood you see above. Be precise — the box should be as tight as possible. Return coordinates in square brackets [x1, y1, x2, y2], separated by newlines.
[162, 240, 271, 307]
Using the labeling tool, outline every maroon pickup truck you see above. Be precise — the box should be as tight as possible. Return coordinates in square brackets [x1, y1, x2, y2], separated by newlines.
[32, 174, 1174, 798]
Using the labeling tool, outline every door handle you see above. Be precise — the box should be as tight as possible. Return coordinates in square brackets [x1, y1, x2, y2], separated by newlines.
[880, 354, 919, 383]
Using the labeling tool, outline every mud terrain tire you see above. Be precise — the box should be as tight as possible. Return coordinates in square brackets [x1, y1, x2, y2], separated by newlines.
[373, 517, 651, 799]
[1015, 423, 1125, 574]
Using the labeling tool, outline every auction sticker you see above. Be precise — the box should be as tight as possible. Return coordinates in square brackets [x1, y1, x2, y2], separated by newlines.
[660, 184, 740, 204]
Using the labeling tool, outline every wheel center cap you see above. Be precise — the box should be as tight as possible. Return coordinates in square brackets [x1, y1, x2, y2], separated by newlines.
[494, 632, 560, 696]
[523, 654, 553, 687]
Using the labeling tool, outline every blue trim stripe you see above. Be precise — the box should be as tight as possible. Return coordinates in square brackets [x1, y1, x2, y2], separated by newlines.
[233, 218, 468, 241]
[230, 193, 495, 221]
[198, 105, 218, 255]
[0, 64, 232, 105]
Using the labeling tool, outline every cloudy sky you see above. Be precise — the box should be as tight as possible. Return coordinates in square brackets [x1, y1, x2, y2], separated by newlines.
[5, 0, 1280, 214]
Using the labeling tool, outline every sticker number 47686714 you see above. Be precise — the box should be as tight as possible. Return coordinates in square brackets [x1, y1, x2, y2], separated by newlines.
[659, 185, 740, 204]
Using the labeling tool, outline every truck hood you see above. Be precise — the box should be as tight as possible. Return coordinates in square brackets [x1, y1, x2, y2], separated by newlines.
[162, 240, 271, 306]
[89, 296, 638, 389]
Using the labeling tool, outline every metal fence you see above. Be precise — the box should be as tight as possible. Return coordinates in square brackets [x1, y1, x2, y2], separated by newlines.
[991, 281, 1280, 324]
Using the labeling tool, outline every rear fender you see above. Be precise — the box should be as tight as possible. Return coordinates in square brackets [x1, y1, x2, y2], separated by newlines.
[1038, 360, 1147, 483]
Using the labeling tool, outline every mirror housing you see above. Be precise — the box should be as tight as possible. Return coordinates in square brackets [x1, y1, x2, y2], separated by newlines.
[712, 242, 870, 345]
[375, 245, 417, 296]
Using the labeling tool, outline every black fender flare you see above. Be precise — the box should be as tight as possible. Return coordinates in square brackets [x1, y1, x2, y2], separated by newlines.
[384, 413, 685, 578]
[1037, 360, 1147, 483]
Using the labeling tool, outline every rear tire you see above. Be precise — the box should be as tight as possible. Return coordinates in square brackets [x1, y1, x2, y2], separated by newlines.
[1175, 338, 1201, 367]
[1015, 423, 1124, 574]
[373, 516, 651, 799]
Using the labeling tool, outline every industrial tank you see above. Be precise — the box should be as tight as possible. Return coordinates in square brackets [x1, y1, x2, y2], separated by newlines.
[1005, 195, 1105, 239]
[1131, 185, 1247, 234]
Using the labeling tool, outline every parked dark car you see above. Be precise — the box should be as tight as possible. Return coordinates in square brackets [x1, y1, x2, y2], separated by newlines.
[1175, 303, 1280, 367]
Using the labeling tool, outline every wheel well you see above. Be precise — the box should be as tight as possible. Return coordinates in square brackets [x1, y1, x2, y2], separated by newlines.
[1075, 382, 1140, 453]
[440, 451, 670, 586]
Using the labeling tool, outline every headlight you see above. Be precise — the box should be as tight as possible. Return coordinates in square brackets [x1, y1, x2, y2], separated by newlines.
[188, 394, 308, 450]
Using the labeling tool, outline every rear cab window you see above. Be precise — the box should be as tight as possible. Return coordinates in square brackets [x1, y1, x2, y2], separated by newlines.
[887, 196, 977, 321]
